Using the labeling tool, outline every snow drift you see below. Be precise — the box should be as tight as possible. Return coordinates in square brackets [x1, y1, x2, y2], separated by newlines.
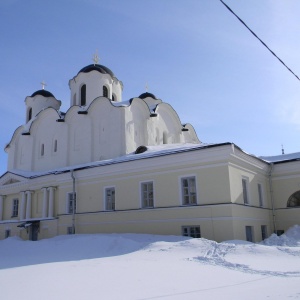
[0, 226, 299, 300]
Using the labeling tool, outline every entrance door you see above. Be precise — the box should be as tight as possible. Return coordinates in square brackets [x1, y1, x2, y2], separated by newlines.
[29, 222, 40, 241]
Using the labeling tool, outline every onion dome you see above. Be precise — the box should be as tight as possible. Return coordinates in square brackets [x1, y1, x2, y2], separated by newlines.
[78, 64, 115, 77]
[138, 92, 157, 99]
[31, 90, 55, 98]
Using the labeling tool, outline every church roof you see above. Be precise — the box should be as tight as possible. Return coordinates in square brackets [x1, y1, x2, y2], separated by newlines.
[260, 152, 300, 164]
[139, 92, 157, 99]
[31, 90, 55, 98]
[78, 64, 115, 77]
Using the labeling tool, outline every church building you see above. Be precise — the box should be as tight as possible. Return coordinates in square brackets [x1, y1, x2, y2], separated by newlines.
[0, 59, 299, 242]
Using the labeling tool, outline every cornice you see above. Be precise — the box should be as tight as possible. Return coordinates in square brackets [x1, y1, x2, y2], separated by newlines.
[230, 145, 269, 172]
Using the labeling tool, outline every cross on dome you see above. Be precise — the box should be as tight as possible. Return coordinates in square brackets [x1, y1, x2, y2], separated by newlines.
[145, 82, 149, 92]
[92, 50, 99, 65]
[40, 80, 47, 90]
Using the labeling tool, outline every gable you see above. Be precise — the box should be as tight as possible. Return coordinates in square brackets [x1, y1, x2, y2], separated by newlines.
[0, 172, 26, 187]
[3, 178, 20, 185]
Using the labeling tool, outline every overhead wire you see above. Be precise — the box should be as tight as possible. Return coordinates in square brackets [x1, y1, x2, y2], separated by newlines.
[219, 0, 300, 82]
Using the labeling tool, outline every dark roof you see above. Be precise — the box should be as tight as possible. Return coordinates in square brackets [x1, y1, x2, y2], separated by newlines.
[78, 64, 115, 77]
[31, 90, 55, 98]
[139, 92, 157, 99]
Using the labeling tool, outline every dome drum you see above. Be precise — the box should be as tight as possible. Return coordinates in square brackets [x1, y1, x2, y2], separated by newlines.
[25, 90, 61, 123]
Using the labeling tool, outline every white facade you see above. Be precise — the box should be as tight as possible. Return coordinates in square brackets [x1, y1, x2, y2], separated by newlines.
[5, 64, 199, 172]
[0, 62, 299, 242]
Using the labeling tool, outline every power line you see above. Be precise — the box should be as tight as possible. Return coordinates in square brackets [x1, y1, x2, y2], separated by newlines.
[219, 0, 300, 82]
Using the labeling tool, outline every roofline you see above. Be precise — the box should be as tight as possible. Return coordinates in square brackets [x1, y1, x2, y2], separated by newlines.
[8, 143, 232, 179]
[272, 158, 300, 165]
[4, 142, 274, 180]
[232, 144, 270, 165]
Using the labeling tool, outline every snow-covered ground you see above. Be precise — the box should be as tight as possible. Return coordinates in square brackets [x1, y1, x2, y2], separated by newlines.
[1, 226, 300, 300]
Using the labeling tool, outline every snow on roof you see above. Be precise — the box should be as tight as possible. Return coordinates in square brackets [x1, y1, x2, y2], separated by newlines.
[260, 152, 300, 163]
[111, 100, 131, 107]
[7, 142, 230, 179]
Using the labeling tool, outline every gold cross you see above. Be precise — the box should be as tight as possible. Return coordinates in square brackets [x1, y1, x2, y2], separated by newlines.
[92, 50, 99, 65]
[40, 80, 47, 90]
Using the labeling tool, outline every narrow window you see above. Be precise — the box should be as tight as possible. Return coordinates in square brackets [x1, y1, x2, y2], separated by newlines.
[112, 94, 116, 101]
[103, 86, 108, 98]
[105, 187, 115, 210]
[182, 226, 201, 238]
[141, 182, 154, 208]
[261, 225, 268, 240]
[12, 199, 19, 217]
[67, 192, 76, 214]
[28, 107, 32, 122]
[80, 84, 86, 106]
[54, 140, 58, 153]
[41, 144, 45, 156]
[258, 183, 263, 207]
[181, 177, 197, 205]
[242, 178, 249, 204]
[245, 226, 254, 242]
[5, 229, 11, 239]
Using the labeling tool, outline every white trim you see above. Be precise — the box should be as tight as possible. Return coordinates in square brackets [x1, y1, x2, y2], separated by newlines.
[66, 191, 76, 214]
[178, 174, 198, 206]
[257, 182, 264, 207]
[103, 186, 116, 211]
[242, 176, 250, 205]
[139, 180, 154, 209]
[11, 198, 19, 217]
[58, 215, 270, 227]
[228, 162, 263, 175]
[0, 217, 56, 224]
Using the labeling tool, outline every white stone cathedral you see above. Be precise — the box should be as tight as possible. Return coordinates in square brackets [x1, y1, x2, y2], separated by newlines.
[0, 58, 299, 242]
[5, 62, 199, 173]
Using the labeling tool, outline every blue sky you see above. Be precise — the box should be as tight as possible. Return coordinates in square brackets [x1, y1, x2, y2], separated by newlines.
[1, 0, 300, 174]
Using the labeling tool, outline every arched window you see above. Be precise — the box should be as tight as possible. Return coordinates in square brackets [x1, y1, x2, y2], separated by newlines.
[287, 191, 300, 207]
[112, 94, 116, 102]
[27, 107, 32, 122]
[80, 84, 86, 106]
[103, 86, 108, 98]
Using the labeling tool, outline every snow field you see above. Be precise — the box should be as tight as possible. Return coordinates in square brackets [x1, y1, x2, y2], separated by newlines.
[0, 226, 300, 299]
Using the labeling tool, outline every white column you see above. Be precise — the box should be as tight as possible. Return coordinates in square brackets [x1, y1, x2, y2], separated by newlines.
[20, 192, 26, 220]
[25, 191, 32, 219]
[48, 187, 55, 218]
[42, 188, 48, 218]
[0, 195, 3, 221]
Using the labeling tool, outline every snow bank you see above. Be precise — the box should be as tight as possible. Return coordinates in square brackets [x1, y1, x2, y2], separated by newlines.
[0, 231, 299, 300]
[0, 233, 188, 269]
[262, 225, 300, 246]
